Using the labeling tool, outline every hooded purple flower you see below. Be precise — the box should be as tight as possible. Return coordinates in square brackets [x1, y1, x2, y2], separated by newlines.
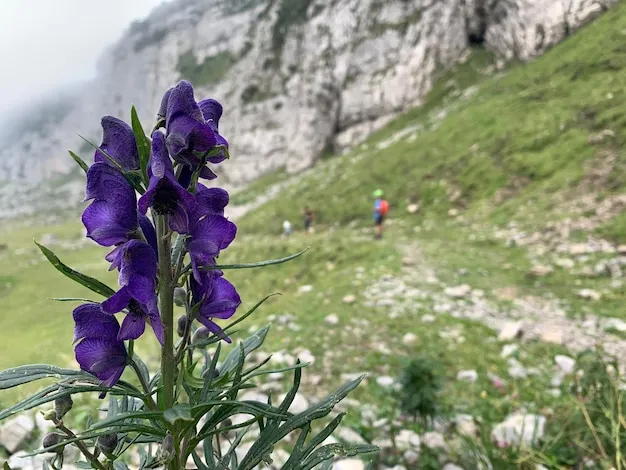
[191, 271, 241, 342]
[94, 116, 139, 171]
[101, 240, 164, 345]
[194, 184, 229, 218]
[165, 81, 217, 169]
[138, 131, 195, 233]
[187, 213, 237, 282]
[73, 303, 128, 388]
[82, 163, 138, 247]
[198, 99, 229, 164]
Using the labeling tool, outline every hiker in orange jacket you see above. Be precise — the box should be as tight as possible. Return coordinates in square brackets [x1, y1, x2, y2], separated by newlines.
[373, 189, 389, 239]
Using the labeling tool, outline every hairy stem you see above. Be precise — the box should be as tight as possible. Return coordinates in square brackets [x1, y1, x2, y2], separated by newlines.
[55, 421, 106, 470]
[157, 215, 175, 409]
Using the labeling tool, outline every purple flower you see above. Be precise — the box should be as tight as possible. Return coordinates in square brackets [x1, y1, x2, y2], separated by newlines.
[138, 131, 195, 233]
[191, 272, 241, 342]
[198, 99, 229, 164]
[101, 240, 164, 345]
[73, 304, 127, 388]
[165, 81, 217, 169]
[187, 213, 237, 282]
[194, 184, 229, 218]
[94, 116, 139, 171]
[82, 163, 138, 247]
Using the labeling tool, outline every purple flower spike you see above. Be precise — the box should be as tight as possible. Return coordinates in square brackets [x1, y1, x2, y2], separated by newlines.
[165, 81, 217, 167]
[194, 184, 229, 218]
[73, 304, 127, 388]
[187, 214, 237, 282]
[191, 272, 241, 343]
[94, 116, 140, 171]
[198, 98, 229, 164]
[82, 163, 138, 247]
[138, 131, 195, 233]
[101, 241, 164, 345]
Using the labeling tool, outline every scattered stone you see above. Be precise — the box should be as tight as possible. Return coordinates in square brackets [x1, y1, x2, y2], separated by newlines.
[343, 294, 357, 304]
[498, 321, 523, 341]
[278, 393, 309, 414]
[555, 355, 576, 374]
[501, 344, 518, 358]
[455, 414, 477, 437]
[442, 464, 465, 470]
[569, 244, 589, 255]
[395, 429, 421, 450]
[493, 287, 519, 301]
[555, 258, 575, 269]
[298, 349, 316, 364]
[376, 376, 395, 388]
[325, 314, 340, 325]
[507, 358, 528, 378]
[336, 427, 367, 444]
[605, 317, 626, 332]
[298, 285, 313, 294]
[445, 284, 471, 298]
[404, 449, 420, 464]
[456, 370, 478, 382]
[529, 265, 553, 277]
[491, 413, 546, 447]
[577, 289, 602, 301]
[0, 415, 35, 452]
[402, 256, 416, 266]
[618, 245, 626, 255]
[448, 208, 459, 217]
[472, 289, 485, 298]
[333, 458, 365, 470]
[588, 129, 615, 144]
[327, 262, 336, 271]
[402, 333, 418, 345]
[541, 329, 563, 345]
[422, 314, 436, 323]
[407, 204, 420, 214]
[422, 431, 447, 450]
[239, 391, 269, 403]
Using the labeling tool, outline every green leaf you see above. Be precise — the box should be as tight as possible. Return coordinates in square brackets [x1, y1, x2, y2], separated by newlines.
[200, 248, 309, 271]
[68, 150, 89, 173]
[164, 404, 193, 425]
[35, 242, 116, 298]
[4, 462, 13, 470]
[113, 462, 130, 470]
[49, 297, 97, 303]
[131, 106, 151, 182]
[300, 444, 379, 470]
[0, 364, 91, 390]
[219, 326, 270, 378]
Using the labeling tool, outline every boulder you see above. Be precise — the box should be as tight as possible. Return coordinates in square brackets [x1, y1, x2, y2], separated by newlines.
[0, 415, 35, 453]
[492, 413, 546, 447]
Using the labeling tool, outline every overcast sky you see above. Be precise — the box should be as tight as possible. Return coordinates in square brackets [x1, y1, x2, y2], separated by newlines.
[0, 0, 165, 114]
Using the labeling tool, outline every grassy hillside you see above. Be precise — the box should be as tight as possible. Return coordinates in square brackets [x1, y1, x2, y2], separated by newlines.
[240, 2, 626, 233]
[3, 4, 626, 469]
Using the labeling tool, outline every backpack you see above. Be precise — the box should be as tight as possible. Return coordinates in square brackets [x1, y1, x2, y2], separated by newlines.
[379, 200, 389, 215]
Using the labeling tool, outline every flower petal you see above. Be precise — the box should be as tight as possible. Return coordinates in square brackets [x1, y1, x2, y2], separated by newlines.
[125, 274, 156, 305]
[82, 200, 137, 247]
[118, 314, 146, 342]
[199, 277, 241, 320]
[85, 163, 136, 204]
[75, 337, 127, 387]
[94, 116, 139, 171]
[102, 288, 131, 314]
[73, 304, 119, 342]
[195, 185, 229, 217]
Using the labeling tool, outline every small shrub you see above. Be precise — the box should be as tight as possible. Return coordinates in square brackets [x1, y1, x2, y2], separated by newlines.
[396, 355, 444, 427]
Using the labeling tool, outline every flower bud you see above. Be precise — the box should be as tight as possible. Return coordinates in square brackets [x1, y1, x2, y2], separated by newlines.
[158, 433, 174, 462]
[42, 433, 64, 451]
[96, 433, 118, 454]
[42, 409, 57, 421]
[174, 287, 187, 307]
[177, 315, 188, 337]
[54, 395, 73, 419]
[192, 327, 210, 345]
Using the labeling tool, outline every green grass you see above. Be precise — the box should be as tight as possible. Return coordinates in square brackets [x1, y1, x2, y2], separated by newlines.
[229, 166, 289, 205]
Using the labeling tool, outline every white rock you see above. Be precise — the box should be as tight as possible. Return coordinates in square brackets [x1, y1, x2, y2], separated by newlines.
[0, 415, 35, 452]
[298, 285, 313, 294]
[422, 431, 447, 449]
[445, 284, 471, 298]
[491, 413, 546, 447]
[34, 411, 55, 433]
[554, 355, 576, 374]
[325, 314, 340, 325]
[404, 449, 420, 464]
[541, 329, 563, 345]
[395, 429, 421, 450]
[333, 458, 365, 470]
[443, 465, 465, 470]
[555, 258, 575, 269]
[279, 393, 309, 414]
[298, 349, 316, 364]
[529, 265, 553, 277]
[402, 333, 418, 345]
[240, 391, 269, 403]
[498, 321, 523, 341]
[501, 344, 518, 358]
[407, 204, 420, 214]
[376, 376, 395, 388]
[456, 370, 478, 382]
[342, 294, 357, 304]
[605, 317, 626, 332]
[617, 245, 626, 255]
[422, 314, 436, 323]
[336, 427, 367, 444]
[577, 289, 601, 301]
[455, 414, 477, 437]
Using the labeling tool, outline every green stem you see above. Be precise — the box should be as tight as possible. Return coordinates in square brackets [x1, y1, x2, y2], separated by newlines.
[55, 421, 106, 470]
[156, 215, 175, 409]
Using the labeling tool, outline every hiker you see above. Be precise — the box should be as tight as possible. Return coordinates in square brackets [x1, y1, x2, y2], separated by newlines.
[303, 206, 315, 234]
[282, 220, 292, 237]
[373, 189, 389, 239]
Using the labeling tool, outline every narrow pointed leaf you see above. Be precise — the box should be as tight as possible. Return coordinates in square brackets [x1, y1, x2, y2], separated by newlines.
[0, 364, 91, 390]
[35, 242, 115, 298]
[68, 150, 89, 173]
[300, 444, 379, 470]
[201, 248, 308, 271]
[164, 404, 193, 425]
[218, 326, 270, 378]
[130, 106, 151, 182]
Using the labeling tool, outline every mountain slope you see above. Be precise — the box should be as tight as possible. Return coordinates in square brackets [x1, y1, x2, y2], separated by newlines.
[0, 0, 616, 187]
[237, 1, 626, 233]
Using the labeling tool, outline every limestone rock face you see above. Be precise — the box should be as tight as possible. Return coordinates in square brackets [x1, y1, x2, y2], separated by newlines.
[0, 0, 616, 189]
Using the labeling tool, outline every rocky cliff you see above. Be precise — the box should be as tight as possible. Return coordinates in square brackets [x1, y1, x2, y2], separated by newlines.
[0, 0, 615, 185]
